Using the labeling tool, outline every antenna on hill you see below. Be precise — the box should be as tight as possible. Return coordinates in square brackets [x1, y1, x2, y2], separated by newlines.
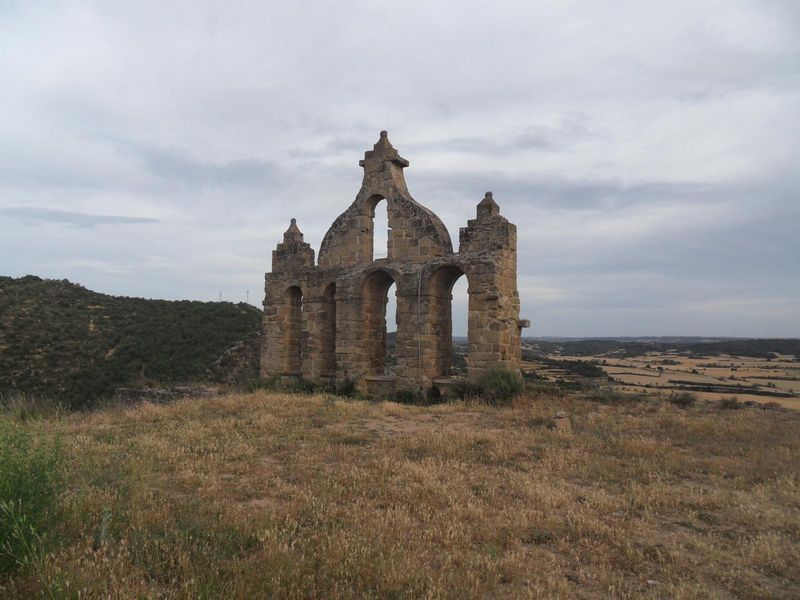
[246, 290, 249, 304]
[219, 290, 222, 302]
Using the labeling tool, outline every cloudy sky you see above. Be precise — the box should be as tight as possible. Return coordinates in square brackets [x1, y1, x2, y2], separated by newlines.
[1, 0, 798, 336]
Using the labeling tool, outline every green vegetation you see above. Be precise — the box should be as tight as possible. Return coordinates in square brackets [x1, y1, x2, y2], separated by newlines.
[0, 276, 262, 408]
[541, 357, 605, 378]
[718, 396, 744, 410]
[476, 367, 524, 404]
[0, 420, 66, 574]
[668, 391, 697, 408]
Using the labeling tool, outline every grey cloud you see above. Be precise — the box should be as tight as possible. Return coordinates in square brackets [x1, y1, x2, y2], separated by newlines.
[0, 1, 797, 336]
[415, 170, 720, 212]
[0, 207, 158, 228]
[108, 139, 279, 188]
[409, 118, 600, 156]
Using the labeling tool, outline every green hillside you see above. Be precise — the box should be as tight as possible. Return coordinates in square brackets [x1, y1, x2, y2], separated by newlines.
[0, 276, 262, 408]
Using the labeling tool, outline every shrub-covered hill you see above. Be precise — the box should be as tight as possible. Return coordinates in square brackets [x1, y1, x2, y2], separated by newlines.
[0, 275, 262, 407]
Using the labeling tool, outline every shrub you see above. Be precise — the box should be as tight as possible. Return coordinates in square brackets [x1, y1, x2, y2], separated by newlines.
[451, 380, 484, 400]
[478, 367, 524, 405]
[0, 393, 65, 421]
[587, 387, 645, 404]
[587, 387, 625, 403]
[718, 396, 743, 410]
[244, 376, 279, 393]
[335, 379, 358, 398]
[289, 377, 319, 394]
[392, 389, 422, 405]
[668, 392, 697, 408]
[0, 420, 65, 574]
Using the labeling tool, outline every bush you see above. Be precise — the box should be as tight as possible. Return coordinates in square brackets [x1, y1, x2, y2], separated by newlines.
[718, 396, 743, 410]
[0, 393, 65, 421]
[478, 368, 524, 405]
[450, 380, 484, 400]
[586, 387, 645, 404]
[335, 379, 358, 398]
[391, 389, 422, 405]
[0, 420, 65, 574]
[668, 392, 697, 408]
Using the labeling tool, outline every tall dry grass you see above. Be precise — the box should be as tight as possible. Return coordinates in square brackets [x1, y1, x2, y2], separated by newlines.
[1, 390, 798, 598]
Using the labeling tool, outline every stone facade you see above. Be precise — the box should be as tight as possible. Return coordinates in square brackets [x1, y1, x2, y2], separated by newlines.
[261, 131, 529, 394]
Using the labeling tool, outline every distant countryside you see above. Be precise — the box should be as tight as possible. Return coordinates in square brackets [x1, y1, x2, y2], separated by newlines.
[515, 338, 800, 410]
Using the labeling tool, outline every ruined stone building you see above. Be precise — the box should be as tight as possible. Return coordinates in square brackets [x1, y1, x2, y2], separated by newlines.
[261, 131, 528, 396]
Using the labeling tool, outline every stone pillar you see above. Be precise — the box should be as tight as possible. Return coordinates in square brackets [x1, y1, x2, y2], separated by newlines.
[459, 193, 522, 381]
[393, 273, 423, 390]
[260, 219, 314, 379]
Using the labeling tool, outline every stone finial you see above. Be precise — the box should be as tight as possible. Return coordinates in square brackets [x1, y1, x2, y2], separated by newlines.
[359, 130, 410, 169]
[476, 191, 500, 219]
[283, 218, 304, 244]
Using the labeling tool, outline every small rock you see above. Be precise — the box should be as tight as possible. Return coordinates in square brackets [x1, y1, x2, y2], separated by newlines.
[646, 580, 659, 586]
[553, 412, 571, 434]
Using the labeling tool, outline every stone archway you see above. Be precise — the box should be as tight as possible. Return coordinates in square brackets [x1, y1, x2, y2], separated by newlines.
[361, 269, 396, 375]
[368, 194, 390, 261]
[424, 264, 476, 382]
[320, 283, 337, 377]
[280, 285, 303, 375]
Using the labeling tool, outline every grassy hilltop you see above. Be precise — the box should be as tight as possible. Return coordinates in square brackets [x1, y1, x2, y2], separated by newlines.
[1, 389, 798, 598]
[1, 277, 799, 597]
[0, 276, 262, 407]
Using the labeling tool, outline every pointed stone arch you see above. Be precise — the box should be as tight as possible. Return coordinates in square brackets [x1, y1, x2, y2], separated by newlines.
[422, 264, 477, 382]
[280, 285, 303, 375]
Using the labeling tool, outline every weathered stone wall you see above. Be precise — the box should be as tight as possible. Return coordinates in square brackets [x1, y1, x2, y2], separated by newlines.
[261, 132, 528, 393]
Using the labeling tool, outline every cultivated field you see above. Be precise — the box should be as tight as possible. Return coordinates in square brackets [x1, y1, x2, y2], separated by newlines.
[2, 390, 799, 598]
[524, 352, 800, 410]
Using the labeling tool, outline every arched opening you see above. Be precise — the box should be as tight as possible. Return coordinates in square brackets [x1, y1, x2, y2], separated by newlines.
[370, 195, 389, 260]
[362, 270, 396, 375]
[425, 265, 472, 380]
[386, 281, 397, 369]
[281, 286, 303, 375]
[450, 275, 469, 376]
[321, 283, 337, 377]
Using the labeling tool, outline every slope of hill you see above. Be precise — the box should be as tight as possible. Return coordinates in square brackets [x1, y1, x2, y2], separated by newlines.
[0, 275, 262, 407]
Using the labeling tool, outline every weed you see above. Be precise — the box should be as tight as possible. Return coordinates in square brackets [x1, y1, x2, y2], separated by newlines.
[391, 389, 423, 405]
[477, 367, 524, 405]
[0, 393, 66, 421]
[0, 420, 65, 574]
[718, 396, 743, 410]
[450, 380, 484, 400]
[668, 391, 697, 408]
[244, 376, 279, 392]
[586, 386, 645, 404]
[332, 378, 354, 397]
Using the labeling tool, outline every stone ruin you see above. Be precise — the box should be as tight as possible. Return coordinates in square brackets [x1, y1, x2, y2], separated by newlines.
[261, 131, 529, 397]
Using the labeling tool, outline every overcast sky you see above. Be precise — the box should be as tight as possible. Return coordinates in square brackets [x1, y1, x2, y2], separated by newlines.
[1, 0, 798, 336]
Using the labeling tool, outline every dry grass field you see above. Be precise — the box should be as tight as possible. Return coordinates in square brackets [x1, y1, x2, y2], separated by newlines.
[2, 389, 799, 599]
[524, 353, 800, 410]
